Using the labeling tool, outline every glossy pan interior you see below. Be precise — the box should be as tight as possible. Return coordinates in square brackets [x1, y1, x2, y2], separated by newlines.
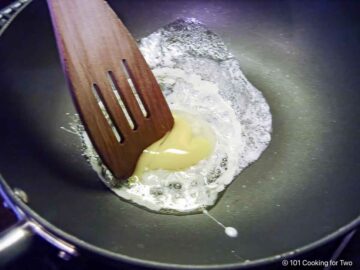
[0, 0, 359, 268]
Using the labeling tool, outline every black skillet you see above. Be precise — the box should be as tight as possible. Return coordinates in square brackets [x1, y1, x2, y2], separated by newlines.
[0, 0, 359, 269]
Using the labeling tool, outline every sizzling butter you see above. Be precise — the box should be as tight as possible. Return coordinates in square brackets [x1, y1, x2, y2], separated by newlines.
[130, 113, 215, 182]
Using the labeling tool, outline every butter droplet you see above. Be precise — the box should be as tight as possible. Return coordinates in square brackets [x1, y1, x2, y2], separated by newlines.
[225, 227, 238, 238]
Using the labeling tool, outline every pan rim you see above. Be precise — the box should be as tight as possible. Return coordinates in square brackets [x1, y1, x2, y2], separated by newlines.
[1, 176, 360, 269]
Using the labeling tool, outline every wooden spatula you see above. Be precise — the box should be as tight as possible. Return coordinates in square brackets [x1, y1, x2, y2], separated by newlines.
[47, 0, 174, 181]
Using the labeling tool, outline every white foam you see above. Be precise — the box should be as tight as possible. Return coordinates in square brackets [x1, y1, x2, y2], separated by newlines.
[107, 68, 245, 212]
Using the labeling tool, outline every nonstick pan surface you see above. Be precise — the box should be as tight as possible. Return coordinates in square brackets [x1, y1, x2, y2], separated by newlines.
[0, 0, 359, 268]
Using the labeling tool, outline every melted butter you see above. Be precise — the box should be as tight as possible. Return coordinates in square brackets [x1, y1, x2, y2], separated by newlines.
[131, 113, 214, 181]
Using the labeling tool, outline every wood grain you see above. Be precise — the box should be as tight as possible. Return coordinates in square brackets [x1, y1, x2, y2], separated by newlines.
[47, 0, 174, 181]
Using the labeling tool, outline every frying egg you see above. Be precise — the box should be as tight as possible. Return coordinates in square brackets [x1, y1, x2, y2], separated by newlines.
[80, 68, 247, 213]
[73, 20, 272, 214]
